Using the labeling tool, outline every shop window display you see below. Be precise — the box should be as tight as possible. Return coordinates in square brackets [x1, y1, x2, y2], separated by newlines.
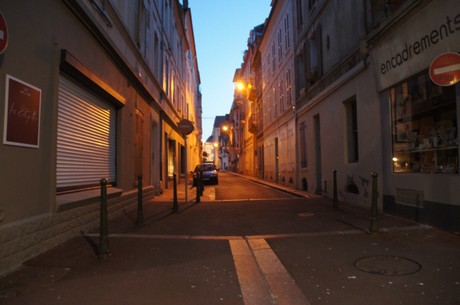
[391, 71, 458, 174]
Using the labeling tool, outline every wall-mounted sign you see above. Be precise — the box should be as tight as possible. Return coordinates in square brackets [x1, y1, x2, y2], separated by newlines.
[429, 52, 460, 86]
[177, 119, 194, 136]
[3, 75, 41, 148]
[371, 0, 460, 90]
[0, 11, 8, 54]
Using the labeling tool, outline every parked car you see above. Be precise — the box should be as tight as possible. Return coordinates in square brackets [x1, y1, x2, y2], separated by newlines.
[193, 163, 218, 185]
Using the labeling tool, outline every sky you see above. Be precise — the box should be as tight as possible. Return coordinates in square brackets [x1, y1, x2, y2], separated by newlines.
[189, 1, 272, 140]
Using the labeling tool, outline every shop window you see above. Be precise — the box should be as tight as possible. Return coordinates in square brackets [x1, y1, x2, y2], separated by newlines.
[391, 72, 458, 174]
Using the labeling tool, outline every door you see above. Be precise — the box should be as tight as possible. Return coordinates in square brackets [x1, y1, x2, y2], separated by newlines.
[275, 137, 279, 183]
[314, 115, 322, 194]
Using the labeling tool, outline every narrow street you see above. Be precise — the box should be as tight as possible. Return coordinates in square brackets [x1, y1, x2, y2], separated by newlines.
[1, 172, 459, 305]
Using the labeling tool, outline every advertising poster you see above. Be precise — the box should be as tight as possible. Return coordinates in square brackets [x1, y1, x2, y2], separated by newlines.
[3, 75, 41, 148]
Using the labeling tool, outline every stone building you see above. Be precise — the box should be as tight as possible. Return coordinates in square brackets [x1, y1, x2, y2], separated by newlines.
[232, 0, 459, 231]
[232, 0, 296, 185]
[294, 0, 382, 206]
[0, 0, 201, 275]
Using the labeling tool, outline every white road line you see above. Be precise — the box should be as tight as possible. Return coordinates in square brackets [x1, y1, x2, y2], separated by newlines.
[229, 239, 275, 305]
[230, 239, 311, 305]
[247, 239, 311, 305]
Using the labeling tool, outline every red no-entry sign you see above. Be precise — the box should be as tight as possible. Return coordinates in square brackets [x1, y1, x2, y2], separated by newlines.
[0, 11, 8, 54]
[429, 52, 460, 87]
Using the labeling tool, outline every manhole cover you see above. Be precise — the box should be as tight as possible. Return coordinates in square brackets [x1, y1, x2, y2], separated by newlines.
[354, 255, 422, 276]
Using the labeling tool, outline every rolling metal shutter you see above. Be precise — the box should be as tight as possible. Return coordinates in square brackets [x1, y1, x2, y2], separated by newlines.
[57, 77, 116, 190]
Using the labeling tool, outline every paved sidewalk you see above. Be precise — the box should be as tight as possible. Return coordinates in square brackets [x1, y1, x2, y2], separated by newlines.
[1, 173, 459, 305]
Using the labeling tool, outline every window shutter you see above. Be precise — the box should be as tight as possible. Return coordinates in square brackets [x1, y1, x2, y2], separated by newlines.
[57, 77, 116, 191]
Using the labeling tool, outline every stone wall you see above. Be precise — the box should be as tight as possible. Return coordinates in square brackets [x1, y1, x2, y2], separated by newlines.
[0, 188, 154, 276]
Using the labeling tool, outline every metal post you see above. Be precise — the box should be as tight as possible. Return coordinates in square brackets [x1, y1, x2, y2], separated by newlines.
[136, 175, 144, 226]
[98, 178, 109, 258]
[199, 169, 204, 197]
[184, 136, 188, 203]
[333, 170, 338, 209]
[173, 172, 178, 213]
[195, 171, 201, 204]
[369, 172, 379, 233]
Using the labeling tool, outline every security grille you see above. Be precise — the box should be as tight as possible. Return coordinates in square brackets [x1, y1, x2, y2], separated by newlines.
[56, 76, 116, 191]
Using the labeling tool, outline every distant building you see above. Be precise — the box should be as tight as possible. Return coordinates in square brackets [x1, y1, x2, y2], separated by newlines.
[211, 115, 230, 169]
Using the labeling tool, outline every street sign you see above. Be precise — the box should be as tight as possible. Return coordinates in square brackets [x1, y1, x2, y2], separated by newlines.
[429, 52, 460, 86]
[177, 119, 194, 136]
[0, 12, 8, 54]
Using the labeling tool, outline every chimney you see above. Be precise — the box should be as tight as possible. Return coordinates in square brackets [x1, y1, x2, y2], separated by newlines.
[183, 0, 189, 9]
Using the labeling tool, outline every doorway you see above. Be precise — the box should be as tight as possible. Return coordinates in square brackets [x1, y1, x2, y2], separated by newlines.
[275, 137, 279, 183]
[314, 115, 322, 194]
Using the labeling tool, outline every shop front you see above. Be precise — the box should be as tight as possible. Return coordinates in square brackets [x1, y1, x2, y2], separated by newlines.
[372, 0, 460, 231]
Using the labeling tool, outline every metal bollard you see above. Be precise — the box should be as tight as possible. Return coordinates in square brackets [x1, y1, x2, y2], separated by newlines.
[136, 175, 144, 226]
[98, 178, 110, 258]
[199, 169, 204, 197]
[333, 170, 338, 209]
[195, 172, 201, 204]
[369, 172, 379, 233]
[173, 173, 178, 213]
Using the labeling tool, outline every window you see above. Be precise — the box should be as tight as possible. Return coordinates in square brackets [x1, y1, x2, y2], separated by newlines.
[296, 0, 303, 28]
[295, 46, 306, 97]
[286, 69, 292, 106]
[300, 122, 308, 167]
[391, 72, 458, 174]
[284, 15, 290, 49]
[308, 25, 322, 82]
[278, 29, 283, 62]
[279, 79, 284, 113]
[344, 98, 359, 163]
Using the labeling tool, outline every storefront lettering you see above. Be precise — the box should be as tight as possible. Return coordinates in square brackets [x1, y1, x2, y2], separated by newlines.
[380, 13, 460, 75]
[9, 101, 39, 125]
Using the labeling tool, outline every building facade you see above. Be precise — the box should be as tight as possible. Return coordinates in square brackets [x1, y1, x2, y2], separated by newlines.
[294, 0, 382, 209]
[369, 0, 460, 231]
[234, 0, 296, 185]
[231, 0, 459, 231]
[231, 24, 264, 177]
[0, 0, 201, 275]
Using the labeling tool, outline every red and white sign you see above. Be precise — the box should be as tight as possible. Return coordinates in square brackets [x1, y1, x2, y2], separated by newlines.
[429, 52, 460, 86]
[0, 11, 8, 54]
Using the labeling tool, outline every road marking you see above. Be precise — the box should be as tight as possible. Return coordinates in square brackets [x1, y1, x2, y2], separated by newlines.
[230, 239, 311, 305]
[229, 239, 274, 305]
[83, 225, 428, 241]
